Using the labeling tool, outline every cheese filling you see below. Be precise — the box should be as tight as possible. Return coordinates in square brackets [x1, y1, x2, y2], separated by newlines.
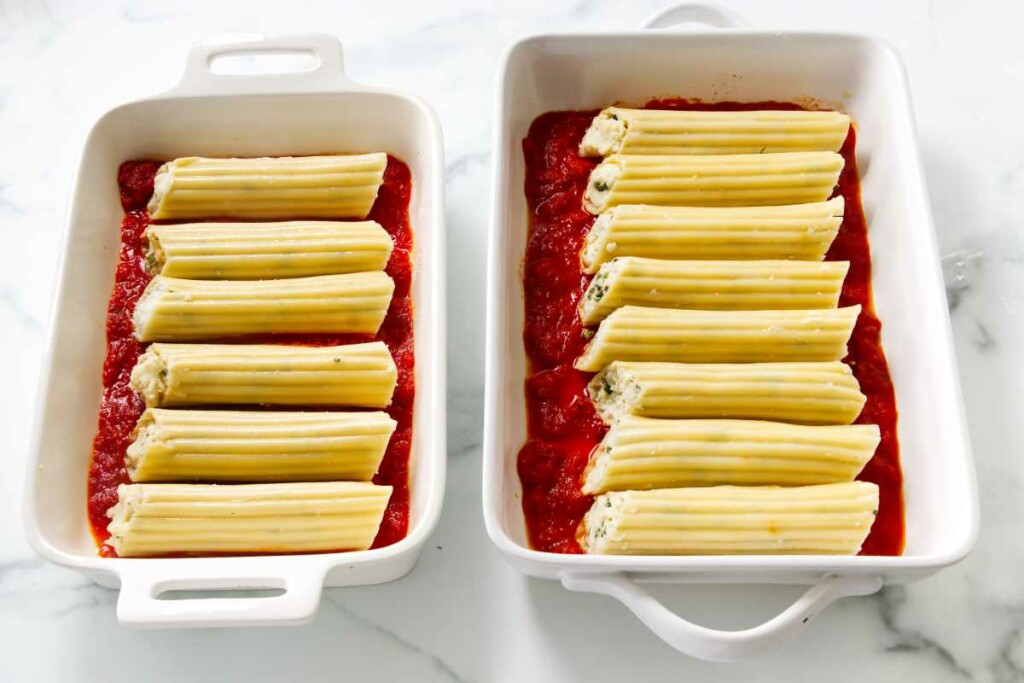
[587, 362, 641, 424]
[142, 226, 166, 274]
[579, 492, 625, 553]
[579, 258, 624, 324]
[131, 277, 166, 340]
[581, 211, 615, 273]
[124, 411, 160, 479]
[147, 163, 172, 215]
[579, 110, 628, 157]
[583, 161, 622, 214]
[105, 484, 143, 552]
[129, 346, 169, 405]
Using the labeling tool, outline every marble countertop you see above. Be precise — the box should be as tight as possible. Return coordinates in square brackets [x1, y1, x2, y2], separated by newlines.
[2, 0, 1021, 680]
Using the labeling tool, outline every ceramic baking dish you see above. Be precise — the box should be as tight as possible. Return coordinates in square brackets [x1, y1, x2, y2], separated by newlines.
[23, 33, 446, 628]
[483, 3, 977, 661]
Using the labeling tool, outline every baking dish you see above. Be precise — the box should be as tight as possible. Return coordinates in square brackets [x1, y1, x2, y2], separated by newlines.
[483, 3, 977, 661]
[23, 33, 446, 628]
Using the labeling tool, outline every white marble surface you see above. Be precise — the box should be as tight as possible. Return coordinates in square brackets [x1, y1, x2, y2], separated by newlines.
[1, 0, 1022, 680]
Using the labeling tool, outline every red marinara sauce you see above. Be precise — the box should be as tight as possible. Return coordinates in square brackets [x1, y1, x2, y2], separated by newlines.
[518, 100, 905, 556]
[88, 156, 415, 557]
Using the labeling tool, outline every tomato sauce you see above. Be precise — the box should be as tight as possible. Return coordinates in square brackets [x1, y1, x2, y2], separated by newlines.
[87, 156, 415, 556]
[518, 100, 904, 556]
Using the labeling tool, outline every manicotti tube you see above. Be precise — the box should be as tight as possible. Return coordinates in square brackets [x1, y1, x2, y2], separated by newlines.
[574, 305, 861, 372]
[126, 409, 397, 483]
[583, 152, 844, 214]
[587, 361, 866, 425]
[580, 199, 844, 273]
[579, 107, 851, 157]
[581, 416, 880, 494]
[132, 272, 394, 341]
[579, 257, 849, 325]
[130, 341, 398, 408]
[106, 482, 392, 557]
[579, 482, 879, 555]
[147, 154, 388, 220]
[145, 220, 393, 279]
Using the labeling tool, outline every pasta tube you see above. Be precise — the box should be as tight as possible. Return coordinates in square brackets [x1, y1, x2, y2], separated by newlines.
[126, 409, 396, 483]
[146, 221, 393, 279]
[581, 199, 844, 273]
[580, 482, 879, 555]
[574, 305, 861, 372]
[583, 152, 844, 214]
[580, 257, 849, 325]
[130, 341, 397, 408]
[581, 416, 879, 494]
[148, 154, 388, 221]
[132, 272, 394, 341]
[106, 481, 392, 557]
[588, 361, 866, 425]
[579, 107, 851, 157]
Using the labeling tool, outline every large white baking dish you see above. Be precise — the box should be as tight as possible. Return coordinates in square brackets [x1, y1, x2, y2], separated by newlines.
[23, 33, 446, 628]
[483, 3, 978, 661]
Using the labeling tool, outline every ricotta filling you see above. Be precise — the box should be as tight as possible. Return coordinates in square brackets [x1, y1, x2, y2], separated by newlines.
[105, 484, 143, 553]
[131, 277, 165, 341]
[581, 443, 612, 495]
[580, 492, 625, 553]
[129, 347, 169, 405]
[147, 163, 173, 215]
[143, 226, 166, 274]
[579, 110, 628, 157]
[581, 210, 615, 273]
[579, 259, 622, 322]
[124, 412, 158, 479]
[588, 362, 641, 424]
[583, 161, 622, 214]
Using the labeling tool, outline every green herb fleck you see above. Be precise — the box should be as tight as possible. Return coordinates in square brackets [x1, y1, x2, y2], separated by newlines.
[602, 378, 613, 395]
[593, 181, 609, 192]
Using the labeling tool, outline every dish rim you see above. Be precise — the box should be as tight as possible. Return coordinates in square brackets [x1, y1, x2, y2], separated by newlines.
[482, 26, 979, 578]
[22, 33, 448, 624]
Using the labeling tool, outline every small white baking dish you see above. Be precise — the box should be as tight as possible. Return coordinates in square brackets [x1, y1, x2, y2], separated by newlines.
[483, 3, 978, 661]
[24, 33, 446, 628]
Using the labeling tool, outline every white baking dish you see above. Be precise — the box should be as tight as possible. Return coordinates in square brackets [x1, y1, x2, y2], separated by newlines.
[483, 3, 977, 661]
[23, 33, 446, 628]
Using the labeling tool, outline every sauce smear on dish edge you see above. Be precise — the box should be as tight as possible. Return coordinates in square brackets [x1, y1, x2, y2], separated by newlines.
[518, 99, 904, 556]
[87, 156, 415, 556]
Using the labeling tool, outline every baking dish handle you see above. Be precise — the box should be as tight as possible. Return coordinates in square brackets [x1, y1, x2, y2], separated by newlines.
[164, 33, 359, 97]
[116, 561, 329, 628]
[641, 3, 753, 30]
[561, 572, 883, 661]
